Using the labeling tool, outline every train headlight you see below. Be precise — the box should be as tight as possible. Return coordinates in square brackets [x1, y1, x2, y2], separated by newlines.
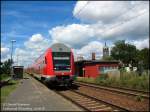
[66, 67, 70, 70]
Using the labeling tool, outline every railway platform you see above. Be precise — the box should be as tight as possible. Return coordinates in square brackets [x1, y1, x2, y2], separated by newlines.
[1, 75, 82, 111]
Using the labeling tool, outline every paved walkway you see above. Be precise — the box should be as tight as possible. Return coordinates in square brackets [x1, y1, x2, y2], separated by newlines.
[1, 75, 82, 111]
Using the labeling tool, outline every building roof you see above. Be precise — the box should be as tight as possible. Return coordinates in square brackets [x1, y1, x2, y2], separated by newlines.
[13, 66, 24, 68]
[75, 60, 119, 64]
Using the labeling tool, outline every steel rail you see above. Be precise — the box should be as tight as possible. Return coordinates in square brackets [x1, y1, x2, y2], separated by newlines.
[74, 81, 150, 99]
[28, 74, 146, 111]
[57, 89, 129, 111]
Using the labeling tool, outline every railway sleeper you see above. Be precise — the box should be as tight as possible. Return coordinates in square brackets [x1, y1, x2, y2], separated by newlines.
[88, 104, 107, 109]
[83, 102, 101, 106]
[75, 98, 93, 102]
[94, 107, 113, 111]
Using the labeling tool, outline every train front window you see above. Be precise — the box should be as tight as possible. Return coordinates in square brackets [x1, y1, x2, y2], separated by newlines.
[52, 52, 71, 71]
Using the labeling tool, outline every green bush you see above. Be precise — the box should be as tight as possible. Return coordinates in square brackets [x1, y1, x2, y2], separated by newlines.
[135, 94, 144, 102]
[77, 77, 95, 84]
[95, 73, 108, 84]
[0, 74, 10, 81]
[76, 71, 149, 91]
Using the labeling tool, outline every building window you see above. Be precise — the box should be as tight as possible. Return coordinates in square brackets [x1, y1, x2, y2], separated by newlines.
[99, 67, 105, 74]
[99, 66, 118, 74]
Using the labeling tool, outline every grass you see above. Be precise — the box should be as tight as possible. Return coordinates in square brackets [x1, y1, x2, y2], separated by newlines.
[1, 79, 20, 103]
[135, 94, 144, 102]
[0, 74, 11, 81]
[76, 71, 149, 91]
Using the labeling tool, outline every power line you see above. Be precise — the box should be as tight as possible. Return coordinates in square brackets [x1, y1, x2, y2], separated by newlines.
[75, 1, 90, 17]
[62, 1, 147, 34]
[111, 1, 146, 23]
[103, 1, 147, 31]
[101, 9, 147, 36]
[63, 1, 90, 25]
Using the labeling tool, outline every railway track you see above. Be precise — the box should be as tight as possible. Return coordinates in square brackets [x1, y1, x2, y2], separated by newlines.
[74, 81, 150, 99]
[29, 74, 127, 111]
[56, 89, 129, 111]
[29, 74, 149, 111]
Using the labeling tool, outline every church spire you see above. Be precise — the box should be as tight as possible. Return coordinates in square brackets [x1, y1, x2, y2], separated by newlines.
[103, 42, 109, 58]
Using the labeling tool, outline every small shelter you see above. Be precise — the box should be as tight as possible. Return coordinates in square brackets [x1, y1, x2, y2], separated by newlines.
[13, 66, 24, 79]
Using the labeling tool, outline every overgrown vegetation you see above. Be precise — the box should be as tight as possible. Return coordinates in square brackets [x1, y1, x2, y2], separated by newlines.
[110, 40, 149, 70]
[0, 59, 20, 103]
[135, 94, 144, 102]
[1, 80, 19, 103]
[1, 74, 10, 81]
[0, 59, 12, 81]
[76, 71, 149, 91]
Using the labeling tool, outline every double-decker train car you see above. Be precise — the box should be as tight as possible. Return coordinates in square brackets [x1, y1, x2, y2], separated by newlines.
[28, 43, 75, 86]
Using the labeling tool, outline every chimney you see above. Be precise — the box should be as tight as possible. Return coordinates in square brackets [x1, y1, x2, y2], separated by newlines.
[92, 52, 95, 60]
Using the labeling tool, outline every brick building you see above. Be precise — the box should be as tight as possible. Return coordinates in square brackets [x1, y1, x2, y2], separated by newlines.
[75, 60, 119, 78]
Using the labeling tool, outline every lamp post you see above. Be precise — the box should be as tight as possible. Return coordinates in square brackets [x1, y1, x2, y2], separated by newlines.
[10, 40, 16, 78]
[17, 54, 19, 66]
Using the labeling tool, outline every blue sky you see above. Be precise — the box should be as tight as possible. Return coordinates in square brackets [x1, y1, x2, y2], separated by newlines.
[1, 1, 149, 67]
[1, 1, 77, 48]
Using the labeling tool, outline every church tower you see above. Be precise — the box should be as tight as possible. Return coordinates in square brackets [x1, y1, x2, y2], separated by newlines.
[103, 42, 109, 58]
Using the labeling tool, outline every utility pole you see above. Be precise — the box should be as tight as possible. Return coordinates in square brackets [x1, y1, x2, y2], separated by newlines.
[10, 40, 16, 78]
[17, 54, 19, 66]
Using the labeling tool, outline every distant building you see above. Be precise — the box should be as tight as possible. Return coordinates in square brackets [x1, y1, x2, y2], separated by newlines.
[77, 56, 84, 61]
[103, 42, 109, 58]
[75, 60, 119, 78]
[77, 54, 84, 61]
[92, 52, 96, 60]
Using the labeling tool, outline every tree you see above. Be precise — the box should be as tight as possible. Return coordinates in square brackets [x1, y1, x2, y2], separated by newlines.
[111, 40, 137, 66]
[137, 48, 149, 70]
[0, 59, 12, 75]
[102, 56, 114, 61]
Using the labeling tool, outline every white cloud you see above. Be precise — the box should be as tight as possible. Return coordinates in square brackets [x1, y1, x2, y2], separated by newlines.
[73, 1, 148, 24]
[73, 1, 130, 23]
[24, 34, 50, 51]
[49, 24, 94, 48]
[72, 1, 149, 41]
[29, 34, 44, 42]
[101, 11, 149, 40]
[1, 47, 10, 62]
[12, 34, 51, 67]
[73, 41, 104, 60]
[13, 48, 40, 66]
[1, 47, 9, 55]
[132, 38, 149, 50]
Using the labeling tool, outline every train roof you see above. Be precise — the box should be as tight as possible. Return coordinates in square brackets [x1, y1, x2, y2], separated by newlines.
[51, 43, 70, 52]
[33, 43, 71, 64]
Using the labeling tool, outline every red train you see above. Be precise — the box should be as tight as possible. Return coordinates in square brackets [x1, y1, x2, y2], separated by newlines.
[27, 43, 75, 86]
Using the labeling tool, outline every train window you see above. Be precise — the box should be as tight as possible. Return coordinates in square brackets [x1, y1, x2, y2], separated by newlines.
[59, 48, 63, 51]
[52, 52, 70, 57]
[52, 52, 71, 71]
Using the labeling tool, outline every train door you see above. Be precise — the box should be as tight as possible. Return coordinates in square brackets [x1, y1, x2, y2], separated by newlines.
[44, 57, 47, 75]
